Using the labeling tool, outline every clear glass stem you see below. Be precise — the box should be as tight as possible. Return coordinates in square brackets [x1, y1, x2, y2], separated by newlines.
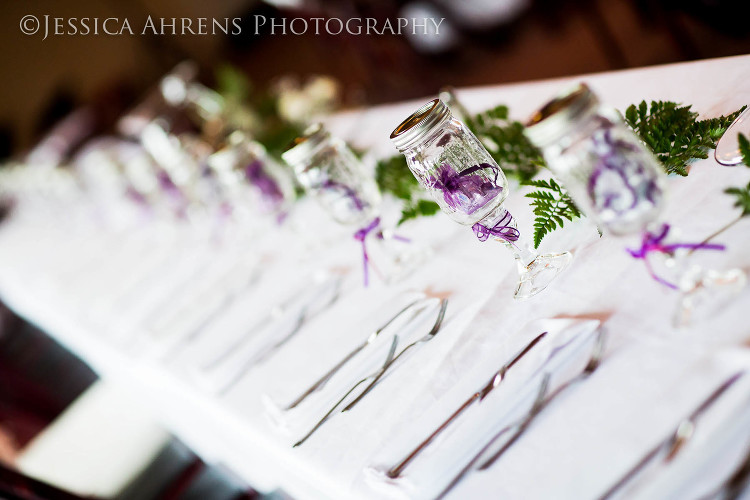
[505, 235, 538, 269]
[480, 206, 535, 266]
[479, 205, 572, 299]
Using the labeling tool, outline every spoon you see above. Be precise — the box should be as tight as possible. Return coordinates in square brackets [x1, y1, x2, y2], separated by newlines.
[715, 107, 750, 166]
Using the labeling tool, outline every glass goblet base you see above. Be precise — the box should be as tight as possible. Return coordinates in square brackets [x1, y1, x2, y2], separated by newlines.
[514, 251, 573, 300]
[673, 265, 747, 327]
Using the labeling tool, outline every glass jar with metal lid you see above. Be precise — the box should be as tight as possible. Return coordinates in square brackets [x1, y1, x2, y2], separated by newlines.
[390, 98, 571, 299]
[524, 83, 746, 325]
[283, 123, 381, 226]
[524, 83, 666, 236]
[284, 123, 426, 286]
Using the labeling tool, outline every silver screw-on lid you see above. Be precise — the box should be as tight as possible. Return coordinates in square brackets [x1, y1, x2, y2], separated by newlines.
[524, 83, 600, 148]
[390, 99, 453, 152]
[282, 122, 330, 170]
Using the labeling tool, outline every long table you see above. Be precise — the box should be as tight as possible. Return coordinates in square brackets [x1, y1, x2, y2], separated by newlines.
[1, 54, 750, 499]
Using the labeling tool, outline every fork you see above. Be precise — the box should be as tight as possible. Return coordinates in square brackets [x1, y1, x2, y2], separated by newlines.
[200, 274, 341, 372]
[293, 336, 399, 448]
[384, 330, 548, 479]
[435, 375, 550, 500]
[341, 298, 448, 412]
[478, 326, 607, 470]
[293, 299, 448, 447]
[599, 371, 746, 500]
[160, 265, 262, 358]
[284, 297, 437, 411]
[213, 278, 343, 394]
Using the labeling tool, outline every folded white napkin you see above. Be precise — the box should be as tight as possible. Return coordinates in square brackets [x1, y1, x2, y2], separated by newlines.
[262, 296, 446, 441]
[357, 317, 602, 500]
[439, 341, 750, 499]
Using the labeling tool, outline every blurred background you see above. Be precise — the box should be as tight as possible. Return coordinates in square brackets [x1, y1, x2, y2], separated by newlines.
[2, 0, 750, 158]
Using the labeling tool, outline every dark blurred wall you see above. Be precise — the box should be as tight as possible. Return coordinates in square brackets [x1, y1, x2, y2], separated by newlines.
[2, 0, 749, 155]
[0, 0, 253, 153]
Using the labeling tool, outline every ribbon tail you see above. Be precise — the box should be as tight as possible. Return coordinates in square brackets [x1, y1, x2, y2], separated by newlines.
[361, 240, 369, 287]
[643, 257, 678, 290]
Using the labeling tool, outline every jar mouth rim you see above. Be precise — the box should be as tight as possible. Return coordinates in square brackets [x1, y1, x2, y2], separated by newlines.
[282, 122, 329, 169]
[390, 99, 439, 140]
[525, 84, 591, 127]
[523, 83, 599, 147]
[390, 99, 452, 151]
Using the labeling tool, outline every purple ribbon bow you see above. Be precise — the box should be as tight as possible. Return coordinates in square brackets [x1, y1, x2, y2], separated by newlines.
[472, 210, 520, 243]
[626, 223, 725, 289]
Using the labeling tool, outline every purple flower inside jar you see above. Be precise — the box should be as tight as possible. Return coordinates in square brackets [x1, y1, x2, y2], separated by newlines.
[429, 162, 503, 215]
[587, 129, 662, 219]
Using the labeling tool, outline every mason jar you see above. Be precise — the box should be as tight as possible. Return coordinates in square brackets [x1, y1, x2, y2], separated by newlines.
[390, 98, 571, 299]
[524, 83, 666, 236]
[282, 123, 380, 226]
[207, 131, 295, 215]
[390, 99, 510, 228]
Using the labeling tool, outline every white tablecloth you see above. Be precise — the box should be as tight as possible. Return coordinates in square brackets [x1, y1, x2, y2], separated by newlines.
[1, 54, 750, 499]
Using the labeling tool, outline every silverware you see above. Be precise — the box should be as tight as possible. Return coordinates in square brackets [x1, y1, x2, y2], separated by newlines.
[385, 331, 548, 479]
[214, 276, 343, 395]
[293, 299, 448, 447]
[284, 297, 436, 411]
[161, 265, 261, 358]
[435, 327, 607, 499]
[143, 252, 251, 334]
[200, 274, 339, 371]
[103, 231, 220, 315]
[715, 107, 750, 166]
[341, 298, 448, 412]
[479, 326, 607, 470]
[293, 336, 400, 448]
[599, 371, 746, 500]
[436, 376, 550, 500]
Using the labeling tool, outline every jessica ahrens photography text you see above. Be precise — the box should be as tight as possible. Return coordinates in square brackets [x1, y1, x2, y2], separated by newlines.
[19, 14, 446, 40]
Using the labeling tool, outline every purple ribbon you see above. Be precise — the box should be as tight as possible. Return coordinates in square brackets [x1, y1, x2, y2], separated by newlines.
[125, 186, 149, 207]
[472, 210, 520, 243]
[210, 202, 234, 243]
[587, 129, 661, 214]
[626, 223, 725, 289]
[245, 160, 284, 208]
[353, 217, 410, 286]
[322, 179, 365, 211]
[156, 170, 189, 219]
[125, 186, 154, 222]
[354, 217, 381, 286]
[382, 233, 411, 243]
